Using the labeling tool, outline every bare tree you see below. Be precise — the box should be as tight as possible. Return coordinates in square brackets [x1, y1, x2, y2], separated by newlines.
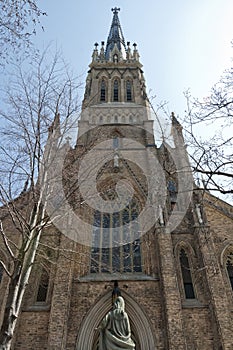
[0, 0, 46, 65]
[183, 66, 233, 200]
[0, 49, 81, 349]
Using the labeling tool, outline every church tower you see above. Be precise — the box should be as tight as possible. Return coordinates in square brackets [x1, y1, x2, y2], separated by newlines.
[3, 8, 233, 350]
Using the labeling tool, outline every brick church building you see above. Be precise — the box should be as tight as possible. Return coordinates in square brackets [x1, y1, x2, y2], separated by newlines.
[0, 7, 233, 350]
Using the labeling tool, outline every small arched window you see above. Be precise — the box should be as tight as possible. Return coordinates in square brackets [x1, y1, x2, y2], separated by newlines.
[113, 136, 119, 149]
[36, 268, 49, 303]
[180, 249, 195, 299]
[168, 179, 177, 210]
[100, 80, 106, 102]
[226, 253, 233, 290]
[126, 80, 132, 101]
[113, 79, 119, 102]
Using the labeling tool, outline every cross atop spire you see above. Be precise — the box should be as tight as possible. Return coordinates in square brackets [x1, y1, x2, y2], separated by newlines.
[111, 7, 120, 14]
[105, 7, 126, 60]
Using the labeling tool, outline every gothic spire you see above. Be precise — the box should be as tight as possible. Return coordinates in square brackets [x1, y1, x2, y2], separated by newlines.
[105, 7, 126, 60]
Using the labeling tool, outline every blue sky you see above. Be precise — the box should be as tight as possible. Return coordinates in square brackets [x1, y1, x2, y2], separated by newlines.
[35, 0, 233, 117]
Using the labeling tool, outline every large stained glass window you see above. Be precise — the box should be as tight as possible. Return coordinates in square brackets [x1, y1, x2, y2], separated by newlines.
[90, 199, 142, 273]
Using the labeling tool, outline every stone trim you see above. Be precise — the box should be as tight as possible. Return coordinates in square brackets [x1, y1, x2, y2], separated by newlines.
[76, 272, 158, 282]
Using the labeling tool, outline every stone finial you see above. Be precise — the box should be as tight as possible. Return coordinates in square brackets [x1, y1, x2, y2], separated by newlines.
[100, 41, 105, 60]
[133, 43, 139, 61]
[126, 41, 131, 60]
[92, 43, 99, 61]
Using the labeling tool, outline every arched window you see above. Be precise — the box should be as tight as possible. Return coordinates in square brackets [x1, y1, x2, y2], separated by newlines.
[90, 199, 142, 274]
[36, 268, 49, 303]
[126, 80, 132, 101]
[100, 80, 106, 102]
[113, 54, 118, 63]
[113, 79, 119, 102]
[180, 249, 195, 299]
[226, 252, 233, 290]
[113, 136, 119, 149]
[168, 179, 177, 210]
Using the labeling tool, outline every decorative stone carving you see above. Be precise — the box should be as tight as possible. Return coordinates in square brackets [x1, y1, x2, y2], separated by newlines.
[81, 105, 150, 126]
[99, 296, 135, 350]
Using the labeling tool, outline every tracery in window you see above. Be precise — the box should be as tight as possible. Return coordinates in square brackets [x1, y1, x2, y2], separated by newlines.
[180, 249, 195, 299]
[100, 80, 107, 102]
[126, 80, 133, 101]
[113, 79, 119, 102]
[36, 268, 49, 303]
[90, 198, 142, 274]
[226, 252, 233, 290]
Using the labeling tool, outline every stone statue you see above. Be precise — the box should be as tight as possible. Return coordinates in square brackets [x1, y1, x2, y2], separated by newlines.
[99, 296, 135, 350]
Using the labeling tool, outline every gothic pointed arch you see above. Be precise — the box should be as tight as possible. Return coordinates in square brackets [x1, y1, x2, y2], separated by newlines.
[75, 291, 157, 350]
[175, 241, 197, 300]
[112, 77, 121, 102]
[221, 243, 233, 291]
[36, 267, 50, 303]
[125, 78, 133, 102]
[100, 78, 108, 102]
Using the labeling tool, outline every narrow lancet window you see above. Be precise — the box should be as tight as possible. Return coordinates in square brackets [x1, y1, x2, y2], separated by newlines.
[100, 80, 106, 102]
[226, 254, 233, 290]
[180, 249, 195, 299]
[113, 54, 118, 63]
[113, 79, 119, 101]
[36, 268, 49, 302]
[113, 137, 119, 149]
[126, 80, 132, 101]
[168, 179, 177, 210]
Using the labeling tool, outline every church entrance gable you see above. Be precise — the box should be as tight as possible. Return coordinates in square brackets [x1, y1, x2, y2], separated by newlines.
[75, 291, 156, 350]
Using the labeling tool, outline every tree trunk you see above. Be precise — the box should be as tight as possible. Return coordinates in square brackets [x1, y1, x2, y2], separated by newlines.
[0, 270, 21, 349]
[0, 224, 44, 349]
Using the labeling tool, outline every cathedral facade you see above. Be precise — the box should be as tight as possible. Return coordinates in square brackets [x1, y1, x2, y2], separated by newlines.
[0, 8, 233, 350]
